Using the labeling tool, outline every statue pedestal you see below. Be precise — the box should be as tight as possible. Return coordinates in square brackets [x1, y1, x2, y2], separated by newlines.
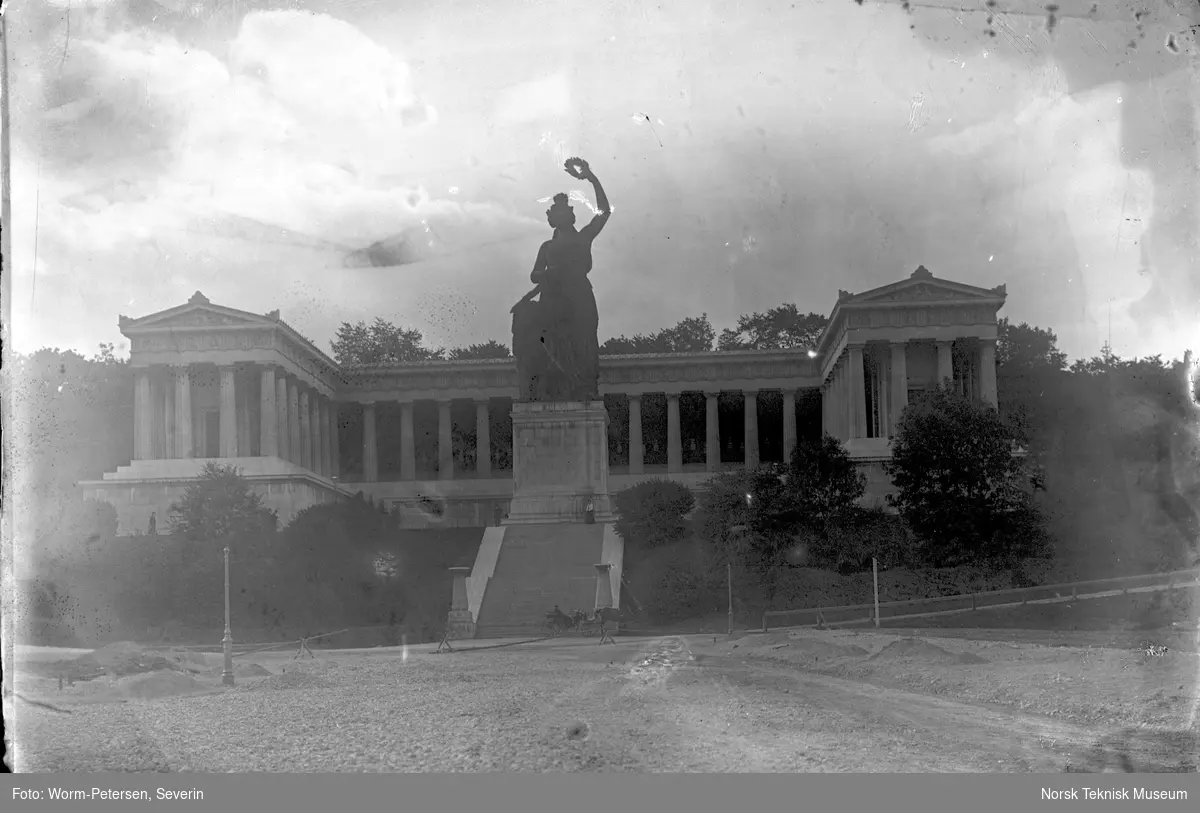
[446, 566, 476, 639]
[445, 609, 476, 640]
[506, 401, 614, 525]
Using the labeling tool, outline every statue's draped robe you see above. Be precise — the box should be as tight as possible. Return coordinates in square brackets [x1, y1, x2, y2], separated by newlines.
[513, 213, 608, 402]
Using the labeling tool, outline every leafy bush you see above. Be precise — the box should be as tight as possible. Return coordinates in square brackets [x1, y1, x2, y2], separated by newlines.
[695, 435, 867, 569]
[787, 434, 867, 528]
[169, 462, 278, 549]
[612, 478, 695, 549]
[887, 387, 1050, 568]
[811, 506, 913, 573]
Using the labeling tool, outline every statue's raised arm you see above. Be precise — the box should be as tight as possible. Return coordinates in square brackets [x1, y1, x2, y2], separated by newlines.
[565, 158, 610, 242]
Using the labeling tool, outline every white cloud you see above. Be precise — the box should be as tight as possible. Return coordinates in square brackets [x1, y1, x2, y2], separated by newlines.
[924, 82, 1172, 359]
[9, 6, 540, 355]
[494, 73, 572, 125]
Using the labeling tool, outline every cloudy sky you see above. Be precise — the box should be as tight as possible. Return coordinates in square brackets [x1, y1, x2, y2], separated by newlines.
[5, 0, 1198, 363]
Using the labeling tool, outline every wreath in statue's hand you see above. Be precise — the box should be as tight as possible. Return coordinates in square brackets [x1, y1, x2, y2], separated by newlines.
[564, 157, 590, 179]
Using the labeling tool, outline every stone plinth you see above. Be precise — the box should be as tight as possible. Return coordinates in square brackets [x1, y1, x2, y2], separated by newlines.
[446, 566, 476, 639]
[506, 401, 614, 525]
[594, 563, 614, 610]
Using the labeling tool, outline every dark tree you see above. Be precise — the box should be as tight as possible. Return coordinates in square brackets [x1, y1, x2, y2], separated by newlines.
[331, 318, 444, 365]
[696, 435, 865, 569]
[717, 304, 827, 351]
[168, 462, 278, 545]
[602, 315, 716, 355]
[448, 340, 511, 360]
[886, 387, 1048, 567]
[612, 478, 696, 549]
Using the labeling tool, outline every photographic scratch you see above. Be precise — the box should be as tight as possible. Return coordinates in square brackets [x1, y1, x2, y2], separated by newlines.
[634, 113, 664, 147]
[31, 159, 43, 312]
[59, 1, 72, 75]
[1086, 28, 1109, 53]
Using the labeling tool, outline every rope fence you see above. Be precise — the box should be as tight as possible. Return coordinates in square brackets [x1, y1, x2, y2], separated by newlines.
[166, 626, 393, 659]
[760, 567, 1200, 631]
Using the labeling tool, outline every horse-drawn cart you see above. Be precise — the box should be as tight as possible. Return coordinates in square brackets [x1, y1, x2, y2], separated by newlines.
[542, 607, 620, 643]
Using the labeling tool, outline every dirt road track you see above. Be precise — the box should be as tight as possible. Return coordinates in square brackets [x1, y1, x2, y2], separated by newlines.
[13, 635, 1196, 772]
[515, 635, 1146, 772]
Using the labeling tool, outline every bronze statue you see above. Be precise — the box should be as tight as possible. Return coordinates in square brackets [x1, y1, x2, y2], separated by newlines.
[512, 158, 611, 402]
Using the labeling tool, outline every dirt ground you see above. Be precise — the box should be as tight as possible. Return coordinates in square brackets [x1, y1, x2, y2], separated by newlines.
[702, 627, 1199, 731]
[9, 630, 1199, 772]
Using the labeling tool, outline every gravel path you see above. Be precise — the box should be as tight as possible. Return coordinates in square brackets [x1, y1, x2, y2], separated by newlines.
[11, 636, 1197, 772]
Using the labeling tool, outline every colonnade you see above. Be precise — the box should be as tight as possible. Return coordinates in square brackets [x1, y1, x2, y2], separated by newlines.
[131, 363, 340, 478]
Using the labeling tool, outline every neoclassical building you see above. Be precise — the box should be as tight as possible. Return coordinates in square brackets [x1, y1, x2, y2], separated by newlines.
[81, 266, 1005, 533]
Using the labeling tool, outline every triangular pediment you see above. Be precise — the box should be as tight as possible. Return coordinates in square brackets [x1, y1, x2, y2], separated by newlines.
[844, 266, 1006, 306]
[120, 292, 281, 332]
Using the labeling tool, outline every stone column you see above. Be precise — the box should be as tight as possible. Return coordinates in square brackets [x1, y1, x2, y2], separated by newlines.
[438, 400, 454, 481]
[260, 367, 278, 458]
[150, 374, 163, 459]
[320, 400, 332, 476]
[848, 345, 866, 440]
[362, 402, 378, 483]
[446, 566, 476, 639]
[174, 365, 193, 459]
[134, 370, 152, 460]
[399, 401, 415, 481]
[743, 390, 759, 468]
[311, 396, 324, 476]
[218, 366, 237, 458]
[628, 394, 644, 474]
[288, 380, 301, 465]
[782, 388, 797, 462]
[704, 391, 720, 473]
[836, 372, 844, 439]
[819, 383, 827, 439]
[275, 374, 289, 462]
[979, 337, 998, 407]
[890, 342, 908, 436]
[832, 361, 843, 439]
[936, 340, 954, 389]
[236, 376, 252, 459]
[883, 352, 892, 436]
[328, 403, 340, 479]
[475, 399, 491, 478]
[823, 374, 832, 441]
[299, 390, 312, 470]
[666, 393, 682, 473]
[594, 562, 614, 610]
[163, 376, 176, 459]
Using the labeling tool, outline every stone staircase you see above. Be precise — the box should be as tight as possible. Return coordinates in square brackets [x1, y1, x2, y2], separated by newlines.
[474, 523, 608, 639]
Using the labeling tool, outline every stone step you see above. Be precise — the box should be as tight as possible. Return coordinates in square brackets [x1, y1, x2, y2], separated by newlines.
[474, 626, 546, 639]
[475, 523, 609, 636]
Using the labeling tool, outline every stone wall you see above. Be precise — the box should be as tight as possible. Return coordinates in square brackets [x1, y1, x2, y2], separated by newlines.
[83, 477, 347, 535]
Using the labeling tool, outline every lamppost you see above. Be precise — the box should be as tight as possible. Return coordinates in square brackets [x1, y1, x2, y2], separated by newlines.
[728, 524, 750, 636]
[222, 545, 234, 686]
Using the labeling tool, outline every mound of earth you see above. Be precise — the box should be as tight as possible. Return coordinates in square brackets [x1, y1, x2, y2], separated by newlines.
[868, 637, 988, 665]
[165, 650, 214, 673]
[116, 670, 210, 700]
[779, 637, 869, 659]
[38, 642, 182, 682]
[224, 662, 272, 678]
